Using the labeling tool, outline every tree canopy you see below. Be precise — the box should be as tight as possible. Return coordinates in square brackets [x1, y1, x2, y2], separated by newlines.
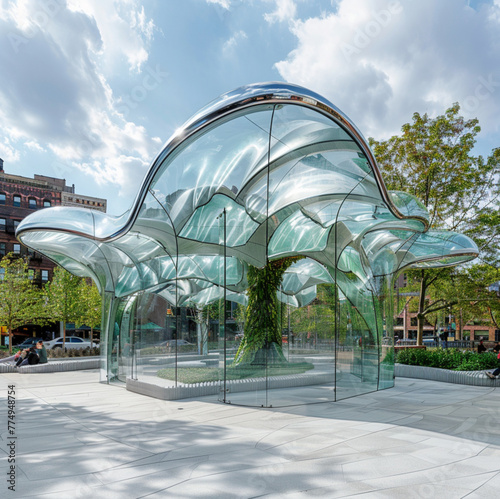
[0, 254, 47, 354]
[370, 103, 500, 344]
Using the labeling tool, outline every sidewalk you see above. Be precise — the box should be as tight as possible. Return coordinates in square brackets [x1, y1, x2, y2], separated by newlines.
[1, 370, 499, 498]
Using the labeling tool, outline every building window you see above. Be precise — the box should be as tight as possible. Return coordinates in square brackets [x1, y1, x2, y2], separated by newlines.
[41, 270, 49, 282]
[0, 218, 5, 231]
[43, 199, 51, 208]
[0, 193, 5, 205]
[29, 198, 37, 209]
[13, 195, 21, 207]
[13, 243, 20, 254]
[13, 220, 20, 230]
[0, 243, 5, 256]
[0, 268, 4, 280]
[28, 269, 34, 280]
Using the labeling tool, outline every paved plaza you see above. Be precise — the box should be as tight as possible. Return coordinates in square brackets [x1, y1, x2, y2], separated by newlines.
[1, 370, 500, 498]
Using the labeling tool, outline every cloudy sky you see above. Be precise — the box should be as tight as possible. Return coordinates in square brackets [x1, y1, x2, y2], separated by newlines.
[1, 0, 499, 215]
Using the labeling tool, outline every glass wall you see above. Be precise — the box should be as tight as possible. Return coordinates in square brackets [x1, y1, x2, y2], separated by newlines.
[17, 83, 476, 408]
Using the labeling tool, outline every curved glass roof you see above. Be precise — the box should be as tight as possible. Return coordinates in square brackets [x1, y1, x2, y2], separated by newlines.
[17, 82, 478, 305]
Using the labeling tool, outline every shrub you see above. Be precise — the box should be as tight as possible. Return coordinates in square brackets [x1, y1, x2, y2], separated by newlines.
[396, 348, 498, 371]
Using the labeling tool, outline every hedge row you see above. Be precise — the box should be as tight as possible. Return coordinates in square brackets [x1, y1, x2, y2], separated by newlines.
[396, 348, 498, 371]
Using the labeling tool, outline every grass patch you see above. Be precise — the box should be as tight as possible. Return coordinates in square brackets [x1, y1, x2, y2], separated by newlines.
[157, 362, 314, 384]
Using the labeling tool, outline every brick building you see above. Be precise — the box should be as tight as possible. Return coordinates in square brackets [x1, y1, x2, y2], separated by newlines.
[394, 271, 498, 344]
[0, 157, 107, 344]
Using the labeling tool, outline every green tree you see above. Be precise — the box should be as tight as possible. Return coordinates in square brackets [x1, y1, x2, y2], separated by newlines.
[0, 254, 46, 354]
[370, 104, 500, 344]
[76, 279, 102, 342]
[45, 267, 84, 348]
[234, 257, 301, 366]
[455, 264, 500, 333]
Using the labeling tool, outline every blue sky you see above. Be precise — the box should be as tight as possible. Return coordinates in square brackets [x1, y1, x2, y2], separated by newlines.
[1, 0, 499, 215]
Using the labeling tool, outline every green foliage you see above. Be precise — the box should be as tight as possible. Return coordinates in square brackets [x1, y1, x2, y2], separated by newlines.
[47, 346, 100, 358]
[76, 279, 102, 331]
[45, 267, 99, 346]
[0, 254, 47, 354]
[45, 267, 84, 324]
[396, 348, 497, 371]
[370, 104, 500, 343]
[381, 348, 394, 365]
[157, 362, 314, 383]
[234, 257, 302, 365]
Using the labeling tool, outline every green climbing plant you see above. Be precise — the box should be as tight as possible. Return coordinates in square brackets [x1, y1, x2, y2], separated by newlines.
[233, 256, 302, 366]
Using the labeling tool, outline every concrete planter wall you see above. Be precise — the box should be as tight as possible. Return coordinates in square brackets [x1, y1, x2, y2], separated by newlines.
[0, 357, 100, 374]
[395, 363, 500, 387]
[127, 372, 335, 401]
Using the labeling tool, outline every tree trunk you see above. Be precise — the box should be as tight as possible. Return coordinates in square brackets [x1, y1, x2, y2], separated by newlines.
[8, 327, 12, 355]
[416, 270, 427, 345]
[233, 257, 300, 366]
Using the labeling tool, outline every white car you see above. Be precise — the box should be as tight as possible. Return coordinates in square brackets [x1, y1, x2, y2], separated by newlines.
[44, 336, 97, 350]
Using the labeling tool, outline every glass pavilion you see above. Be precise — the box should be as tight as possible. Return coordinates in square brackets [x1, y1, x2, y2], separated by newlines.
[17, 83, 478, 407]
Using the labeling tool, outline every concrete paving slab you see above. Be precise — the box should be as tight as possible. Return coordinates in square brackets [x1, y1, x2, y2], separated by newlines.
[1, 371, 500, 498]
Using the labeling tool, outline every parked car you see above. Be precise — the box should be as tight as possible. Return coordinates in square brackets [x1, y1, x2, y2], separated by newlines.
[423, 335, 439, 345]
[396, 338, 417, 346]
[14, 338, 43, 350]
[44, 336, 97, 350]
[158, 339, 193, 347]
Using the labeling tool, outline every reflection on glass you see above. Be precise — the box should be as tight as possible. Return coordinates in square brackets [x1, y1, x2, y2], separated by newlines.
[16, 83, 478, 408]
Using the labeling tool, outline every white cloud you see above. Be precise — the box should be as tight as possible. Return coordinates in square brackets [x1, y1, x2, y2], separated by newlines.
[66, 0, 155, 73]
[24, 140, 45, 152]
[222, 30, 248, 57]
[0, 137, 20, 163]
[206, 0, 231, 10]
[264, 0, 297, 24]
[275, 0, 500, 139]
[0, 0, 161, 208]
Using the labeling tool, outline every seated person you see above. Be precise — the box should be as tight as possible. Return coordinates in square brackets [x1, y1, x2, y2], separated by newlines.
[0, 350, 24, 364]
[36, 341, 48, 364]
[486, 351, 500, 379]
[17, 347, 40, 367]
[493, 342, 500, 353]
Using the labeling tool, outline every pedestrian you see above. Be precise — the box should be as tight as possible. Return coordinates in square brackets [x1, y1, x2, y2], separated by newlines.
[477, 339, 487, 354]
[486, 351, 500, 379]
[440, 329, 448, 349]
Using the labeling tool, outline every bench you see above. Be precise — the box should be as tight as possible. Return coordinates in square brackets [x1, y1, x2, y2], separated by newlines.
[0, 358, 100, 374]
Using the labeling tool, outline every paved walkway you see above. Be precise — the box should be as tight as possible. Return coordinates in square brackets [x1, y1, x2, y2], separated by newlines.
[1, 370, 499, 498]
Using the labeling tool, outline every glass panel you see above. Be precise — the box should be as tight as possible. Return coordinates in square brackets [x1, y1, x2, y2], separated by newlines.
[150, 106, 274, 233]
[13, 195, 20, 207]
[335, 182, 380, 401]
